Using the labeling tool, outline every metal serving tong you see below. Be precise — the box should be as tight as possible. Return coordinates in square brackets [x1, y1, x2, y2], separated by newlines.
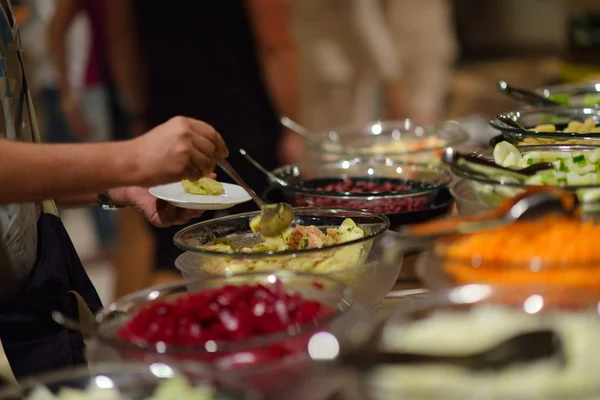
[497, 80, 560, 107]
[399, 186, 579, 241]
[442, 147, 554, 179]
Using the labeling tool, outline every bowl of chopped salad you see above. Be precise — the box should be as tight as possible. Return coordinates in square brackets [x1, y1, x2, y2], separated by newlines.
[451, 140, 600, 216]
[0, 363, 258, 400]
[173, 208, 402, 310]
[490, 106, 600, 146]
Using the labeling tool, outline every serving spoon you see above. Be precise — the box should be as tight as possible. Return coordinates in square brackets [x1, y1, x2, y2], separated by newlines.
[239, 148, 289, 187]
[495, 114, 530, 131]
[216, 155, 294, 237]
[280, 116, 321, 144]
[442, 147, 554, 178]
[337, 330, 564, 371]
[497, 80, 561, 107]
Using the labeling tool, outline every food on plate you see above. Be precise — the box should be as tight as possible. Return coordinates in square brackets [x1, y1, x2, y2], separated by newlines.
[24, 375, 225, 400]
[117, 280, 330, 365]
[181, 178, 224, 195]
[293, 178, 430, 213]
[438, 216, 600, 288]
[195, 218, 372, 276]
[529, 118, 600, 134]
[368, 304, 600, 398]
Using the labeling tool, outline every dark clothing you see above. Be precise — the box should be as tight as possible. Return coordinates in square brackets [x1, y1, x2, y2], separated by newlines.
[0, 214, 103, 379]
[132, 1, 283, 269]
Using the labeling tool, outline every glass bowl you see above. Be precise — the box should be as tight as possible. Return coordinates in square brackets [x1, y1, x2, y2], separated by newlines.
[535, 81, 600, 107]
[363, 284, 600, 400]
[489, 106, 600, 145]
[172, 208, 401, 309]
[287, 285, 600, 400]
[87, 272, 370, 398]
[0, 363, 256, 400]
[449, 179, 492, 216]
[311, 119, 469, 164]
[452, 144, 600, 215]
[415, 216, 600, 290]
[268, 158, 452, 224]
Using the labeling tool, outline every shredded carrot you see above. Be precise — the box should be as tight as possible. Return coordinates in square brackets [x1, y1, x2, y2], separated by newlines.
[440, 216, 600, 288]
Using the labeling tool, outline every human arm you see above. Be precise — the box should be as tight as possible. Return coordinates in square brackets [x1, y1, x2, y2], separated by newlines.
[48, 0, 91, 138]
[104, 0, 148, 135]
[349, 0, 404, 119]
[0, 117, 227, 205]
[246, 0, 305, 164]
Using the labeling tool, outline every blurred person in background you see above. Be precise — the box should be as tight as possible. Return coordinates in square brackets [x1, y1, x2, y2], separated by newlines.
[383, 0, 458, 124]
[291, 0, 403, 132]
[0, 0, 229, 379]
[291, 0, 457, 131]
[105, 0, 305, 297]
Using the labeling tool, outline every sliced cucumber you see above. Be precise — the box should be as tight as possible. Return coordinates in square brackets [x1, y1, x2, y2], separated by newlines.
[578, 188, 600, 202]
[493, 141, 522, 166]
[588, 148, 600, 163]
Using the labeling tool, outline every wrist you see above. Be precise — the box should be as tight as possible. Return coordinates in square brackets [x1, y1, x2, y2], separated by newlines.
[116, 139, 148, 187]
[106, 187, 131, 207]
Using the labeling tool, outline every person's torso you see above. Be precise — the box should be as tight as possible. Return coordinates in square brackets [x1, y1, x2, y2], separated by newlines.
[133, 0, 282, 155]
[133, 0, 267, 92]
[0, 0, 40, 286]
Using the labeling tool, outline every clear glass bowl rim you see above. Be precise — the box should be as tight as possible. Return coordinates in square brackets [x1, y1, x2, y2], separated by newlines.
[452, 144, 600, 190]
[312, 119, 470, 156]
[270, 158, 452, 198]
[95, 271, 353, 356]
[489, 105, 600, 137]
[172, 207, 390, 256]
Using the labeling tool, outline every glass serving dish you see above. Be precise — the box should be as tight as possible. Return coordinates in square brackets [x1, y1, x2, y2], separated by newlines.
[416, 215, 600, 290]
[267, 158, 452, 228]
[452, 144, 600, 216]
[449, 179, 492, 216]
[489, 106, 600, 145]
[172, 208, 401, 310]
[287, 285, 600, 400]
[87, 272, 370, 398]
[535, 81, 600, 107]
[0, 363, 256, 400]
[311, 119, 469, 165]
[364, 284, 600, 400]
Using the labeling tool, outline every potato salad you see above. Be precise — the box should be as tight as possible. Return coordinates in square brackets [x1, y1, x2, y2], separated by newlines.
[197, 218, 372, 275]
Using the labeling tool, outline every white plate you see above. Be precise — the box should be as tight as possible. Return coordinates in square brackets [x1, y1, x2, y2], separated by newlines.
[149, 181, 252, 210]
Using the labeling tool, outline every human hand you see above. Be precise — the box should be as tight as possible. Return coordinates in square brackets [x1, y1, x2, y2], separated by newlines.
[278, 129, 306, 165]
[109, 175, 215, 227]
[126, 116, 229, 187]
[60, 92, 92, 140]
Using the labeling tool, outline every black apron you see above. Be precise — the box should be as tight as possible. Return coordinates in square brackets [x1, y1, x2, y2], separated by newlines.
[0, 214, 102, 379]
[0, 19, 103, 379]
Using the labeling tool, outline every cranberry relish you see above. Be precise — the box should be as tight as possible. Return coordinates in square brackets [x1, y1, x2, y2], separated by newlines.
[294, 177, 430, 213]
[117, 281, 331, 347]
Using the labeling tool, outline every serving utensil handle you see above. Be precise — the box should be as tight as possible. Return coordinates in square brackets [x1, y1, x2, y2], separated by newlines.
[216, 155, 265, 207]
